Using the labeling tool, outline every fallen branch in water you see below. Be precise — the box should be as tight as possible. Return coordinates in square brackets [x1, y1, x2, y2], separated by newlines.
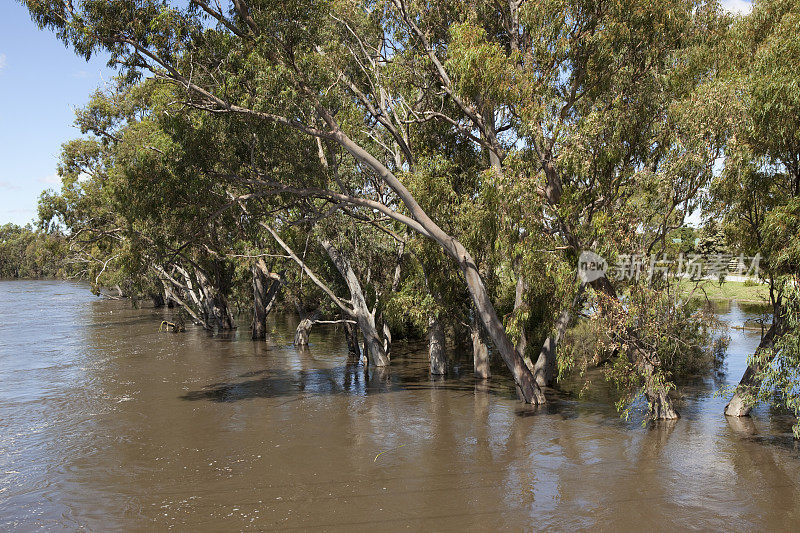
[159, 320, 185, 333]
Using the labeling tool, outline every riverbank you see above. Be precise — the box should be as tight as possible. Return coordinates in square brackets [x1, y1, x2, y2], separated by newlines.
[680, 279, 770, 303]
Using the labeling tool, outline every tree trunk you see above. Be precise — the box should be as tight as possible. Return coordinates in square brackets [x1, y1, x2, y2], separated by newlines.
[151, 293, 165, 308]
[382, 319, 392, 361]
[252, 260, 282, 340]
[252, 261, 268, 340]
[428, 316, 447, 375]
[592, 275, 679, 420]
[456, 251, 545, 403]
[333, 132, 544, 403]
[725, 321, 779, 417]
[320, 240, 390, 367]
[343, 315, 362, 360]
[295, 317, 314, 346]
[263, 274, 281, 317]
[471, 313, 490, 379]
[533, 283, 586, 387]
[633, 347, 680, 420]
[195, 268, 236, 331]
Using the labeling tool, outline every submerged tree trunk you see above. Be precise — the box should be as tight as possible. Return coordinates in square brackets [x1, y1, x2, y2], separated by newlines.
[252, 261, 268, 340]
[591, 275, 679, 420]
[725, 321, 779, 417]
[381, 319, 392, 361]
[151, 293, 165, 308]
[471, 313, 490, 379]
[343, 314, 362, 360]
[294, 317, 314, 346]
[637, 348, 680, 420]
[320, 240, 390, 367]
[252, 259, 282, 340]
[428, 316, 447, 375]
[533, 283, 586, 387]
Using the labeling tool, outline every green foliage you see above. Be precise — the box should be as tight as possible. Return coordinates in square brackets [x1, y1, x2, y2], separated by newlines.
[560, 283, 723, 415]
[0, 224, 73, 279]
[748, 279, 800, 437]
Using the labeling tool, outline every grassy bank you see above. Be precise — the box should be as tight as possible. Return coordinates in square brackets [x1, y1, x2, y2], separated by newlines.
[679, 279, 770, 303]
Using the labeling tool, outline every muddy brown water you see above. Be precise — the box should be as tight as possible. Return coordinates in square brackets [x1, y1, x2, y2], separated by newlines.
[1, 280, 799, 531]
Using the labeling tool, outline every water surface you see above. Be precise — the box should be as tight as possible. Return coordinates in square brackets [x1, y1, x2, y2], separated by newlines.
[1, 281, 798, 531]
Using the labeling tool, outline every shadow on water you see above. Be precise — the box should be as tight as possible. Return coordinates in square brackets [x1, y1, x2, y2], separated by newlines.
[180, 347, 523, 404]
[6, 282, 800, 531]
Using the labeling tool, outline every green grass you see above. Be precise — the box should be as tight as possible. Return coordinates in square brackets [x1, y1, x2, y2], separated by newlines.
[678, 279, 770, 303]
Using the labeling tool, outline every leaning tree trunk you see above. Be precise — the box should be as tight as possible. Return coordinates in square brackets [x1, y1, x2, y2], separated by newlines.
[332, 132, 544, 403]
[455, 251, 545, 403]
[471, 313, 490, 379]
[428, 316, 447, 375]
[320, 240, 390, 367]
[725, 321, 779, 417]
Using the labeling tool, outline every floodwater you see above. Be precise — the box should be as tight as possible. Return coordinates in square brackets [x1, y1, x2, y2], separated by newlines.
[1, 280, 799, 531]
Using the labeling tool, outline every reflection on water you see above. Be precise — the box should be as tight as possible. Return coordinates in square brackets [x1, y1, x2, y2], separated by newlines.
[1, 280, 799, 530]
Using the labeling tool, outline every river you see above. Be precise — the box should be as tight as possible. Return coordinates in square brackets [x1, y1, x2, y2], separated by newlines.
[1, 280, 799, 530]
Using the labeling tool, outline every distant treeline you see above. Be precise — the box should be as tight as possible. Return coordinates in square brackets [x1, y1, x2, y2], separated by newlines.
[0, 223, 73, 279]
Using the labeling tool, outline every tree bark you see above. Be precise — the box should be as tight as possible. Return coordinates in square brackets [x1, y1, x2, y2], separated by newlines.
[471, 313, 491, 379]
[343, 314, 362, 359]
[533, 282, 586, 387]
[252, 260, 268, 340]
[295, 317, 314, 346]
[725, 321, 779, 417]
[320, 240, 390, 367]
[428, 316, 447, 375]
[591, 275, 679, 420]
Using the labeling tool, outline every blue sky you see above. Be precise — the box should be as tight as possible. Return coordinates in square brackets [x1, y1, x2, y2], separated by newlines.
[0, 0, 752, 227]
[0, 1, 110, 226]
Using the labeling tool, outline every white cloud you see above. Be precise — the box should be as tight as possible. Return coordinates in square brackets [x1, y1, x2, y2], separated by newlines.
[720, 0, 752, 15]
[0, 53, 6, 74]
[0, 180, 21, 191]
[38, 173, 62, 185]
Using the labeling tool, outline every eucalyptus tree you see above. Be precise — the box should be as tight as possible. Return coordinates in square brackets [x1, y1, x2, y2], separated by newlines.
[706, 0, 800, 431]
[23, 0, 549, 402]
[24, 0, 733, 414]
[500, 0, 730, 417]
[0, 224, 71, 279]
